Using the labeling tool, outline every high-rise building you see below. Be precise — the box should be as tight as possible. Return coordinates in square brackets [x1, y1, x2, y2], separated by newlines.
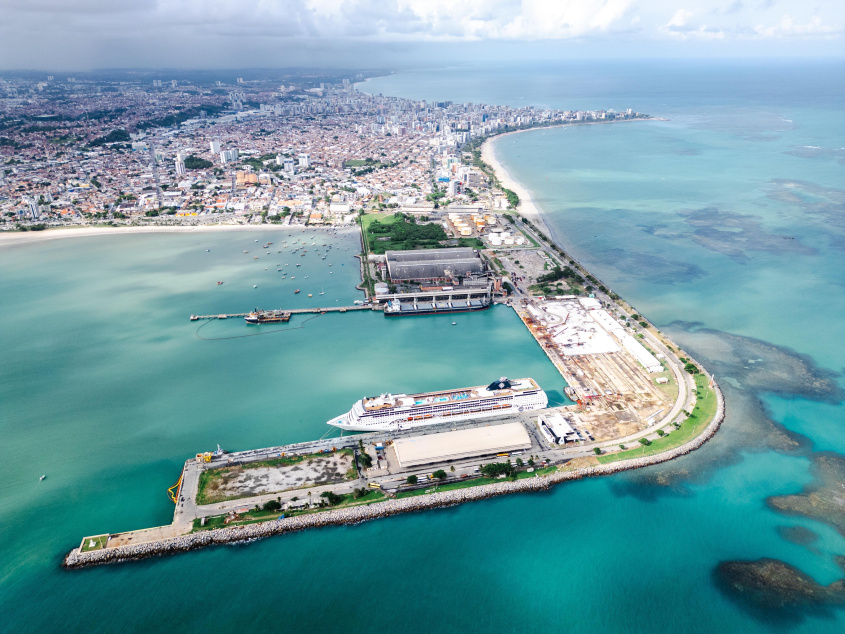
[210, 139, 221, 154]
[283, 158, 295, 173]
[298, 153, 310, 167]
[171, 80, 178, 88]
[175, 159, 186, 176]
[220, 149, 238, 164]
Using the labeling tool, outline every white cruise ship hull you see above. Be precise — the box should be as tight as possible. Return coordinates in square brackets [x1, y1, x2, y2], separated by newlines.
[327, 378, 548, 432]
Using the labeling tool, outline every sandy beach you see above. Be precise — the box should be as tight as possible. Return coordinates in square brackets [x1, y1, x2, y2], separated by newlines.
[481, 130, 555, 236]
[0, 223, 357, 247]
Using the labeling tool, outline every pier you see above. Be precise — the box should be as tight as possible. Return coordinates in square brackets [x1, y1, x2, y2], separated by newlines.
[190, 304, 380, 320]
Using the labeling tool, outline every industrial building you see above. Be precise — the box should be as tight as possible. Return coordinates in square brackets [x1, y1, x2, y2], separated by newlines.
[385, 247, 485, 282]
[538, 412, 579, 445]
[393, 422, 532, 468]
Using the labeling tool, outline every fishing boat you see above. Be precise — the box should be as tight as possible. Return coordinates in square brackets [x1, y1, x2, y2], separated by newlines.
[217, 281, 224, 285]
[295, 289, 300, 294]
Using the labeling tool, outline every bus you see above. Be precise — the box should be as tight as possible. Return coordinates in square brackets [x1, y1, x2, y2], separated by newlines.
[496, 453, 510, 458]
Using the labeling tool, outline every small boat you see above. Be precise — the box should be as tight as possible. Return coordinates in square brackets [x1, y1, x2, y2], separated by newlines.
[206, 249, 210, 252]
[308, 294, 313, 297]
[243, 250, 248, 253]
[39, 475, 46, 481]
[217, 281, 224, 285]
[296, 263, 301, 267]
[452, 322, 457, 325]
[304, 275, 309, 279]
[295, 289, 300, 294]
[319, 288, 325, 295]
[253, 285, 258, 288]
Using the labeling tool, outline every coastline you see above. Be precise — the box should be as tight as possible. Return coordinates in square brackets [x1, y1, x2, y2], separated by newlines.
[0, 223, 356, 247]
[480, 132, 554, 236]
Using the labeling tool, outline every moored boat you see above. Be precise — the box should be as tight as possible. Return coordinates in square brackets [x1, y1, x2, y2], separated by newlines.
[245, 309, 291, 324]
[327, 377, 547, 432]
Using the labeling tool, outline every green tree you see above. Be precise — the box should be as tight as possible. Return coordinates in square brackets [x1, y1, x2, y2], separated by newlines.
[320, 491, 343, 505]
[433, 469, 448, 480]
[406, 475, 418, 485]
[184, 155, 213, 169]
[262, 499, 282, 512]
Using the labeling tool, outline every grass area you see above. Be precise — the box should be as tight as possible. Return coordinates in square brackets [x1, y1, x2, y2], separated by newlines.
[396, 477, 498, 497]
[196, 448, 354, 505]
[653, 370, 678, 401]
[345, 159, 369, 166]
[395, 466, 557, 498]
[81, 534, 109, 552]
[191, 490, 386, 532]
[362, 211, 451, 254]
[597, 373, 717, 464]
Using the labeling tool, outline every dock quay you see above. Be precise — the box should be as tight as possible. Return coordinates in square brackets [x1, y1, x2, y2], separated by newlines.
[190, 304, 379, 320]
[63, 382, 724, 570]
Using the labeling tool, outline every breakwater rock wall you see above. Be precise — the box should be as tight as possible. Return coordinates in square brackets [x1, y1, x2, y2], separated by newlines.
[64, 383, 724, 570]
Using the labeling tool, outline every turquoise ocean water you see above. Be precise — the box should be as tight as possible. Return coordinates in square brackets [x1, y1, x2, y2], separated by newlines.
[2, 61, 844, 631]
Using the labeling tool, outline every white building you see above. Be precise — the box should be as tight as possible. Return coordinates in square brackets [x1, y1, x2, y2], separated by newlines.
[298, 153, 310, 167]
[220, 149, 238, 164]
[209, 139, 221, 154]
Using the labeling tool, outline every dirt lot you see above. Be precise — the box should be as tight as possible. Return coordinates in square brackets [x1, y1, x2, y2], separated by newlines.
[198, 452, 354, 504]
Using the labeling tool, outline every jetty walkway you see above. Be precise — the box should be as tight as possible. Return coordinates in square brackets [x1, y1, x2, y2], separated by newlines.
[190, 304, 379, 320]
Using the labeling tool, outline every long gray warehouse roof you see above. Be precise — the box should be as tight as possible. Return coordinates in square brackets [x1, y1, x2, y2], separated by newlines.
[387, 260, 484, 280]
[386, 248, 477, 263]
[393, 422, 532, 468]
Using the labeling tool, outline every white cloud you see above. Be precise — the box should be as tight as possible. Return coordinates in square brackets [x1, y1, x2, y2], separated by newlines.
[754, 15, 843, 38]
[0, 0, 843, 69]
[663, 8, 725, 39]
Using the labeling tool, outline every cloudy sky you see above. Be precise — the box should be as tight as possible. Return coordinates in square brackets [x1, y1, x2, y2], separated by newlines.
[0, 0, 842, 70]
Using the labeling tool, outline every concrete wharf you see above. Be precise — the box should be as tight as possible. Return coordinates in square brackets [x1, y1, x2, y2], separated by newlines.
[189, 304, 380, 320]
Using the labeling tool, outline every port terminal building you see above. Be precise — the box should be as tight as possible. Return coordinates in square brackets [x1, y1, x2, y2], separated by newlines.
[538, 412, 579, 445]
[385, 248, 485, 282]
[393, 422, 532, 468]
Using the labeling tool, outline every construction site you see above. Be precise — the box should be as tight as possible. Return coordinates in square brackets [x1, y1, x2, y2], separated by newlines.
[514, 296, 676, 442]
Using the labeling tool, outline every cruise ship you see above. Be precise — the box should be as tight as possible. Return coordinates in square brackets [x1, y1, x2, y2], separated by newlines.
[327, 377, 548, 431]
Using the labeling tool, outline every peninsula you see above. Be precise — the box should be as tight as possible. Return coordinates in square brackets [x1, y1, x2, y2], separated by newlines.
[0, 71, 720, 568]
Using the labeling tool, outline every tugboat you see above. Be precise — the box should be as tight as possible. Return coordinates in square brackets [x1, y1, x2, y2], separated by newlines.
[245, 309, 291, 324]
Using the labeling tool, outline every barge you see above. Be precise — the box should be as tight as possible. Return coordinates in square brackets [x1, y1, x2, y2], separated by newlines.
[245, 309, 291, 324]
